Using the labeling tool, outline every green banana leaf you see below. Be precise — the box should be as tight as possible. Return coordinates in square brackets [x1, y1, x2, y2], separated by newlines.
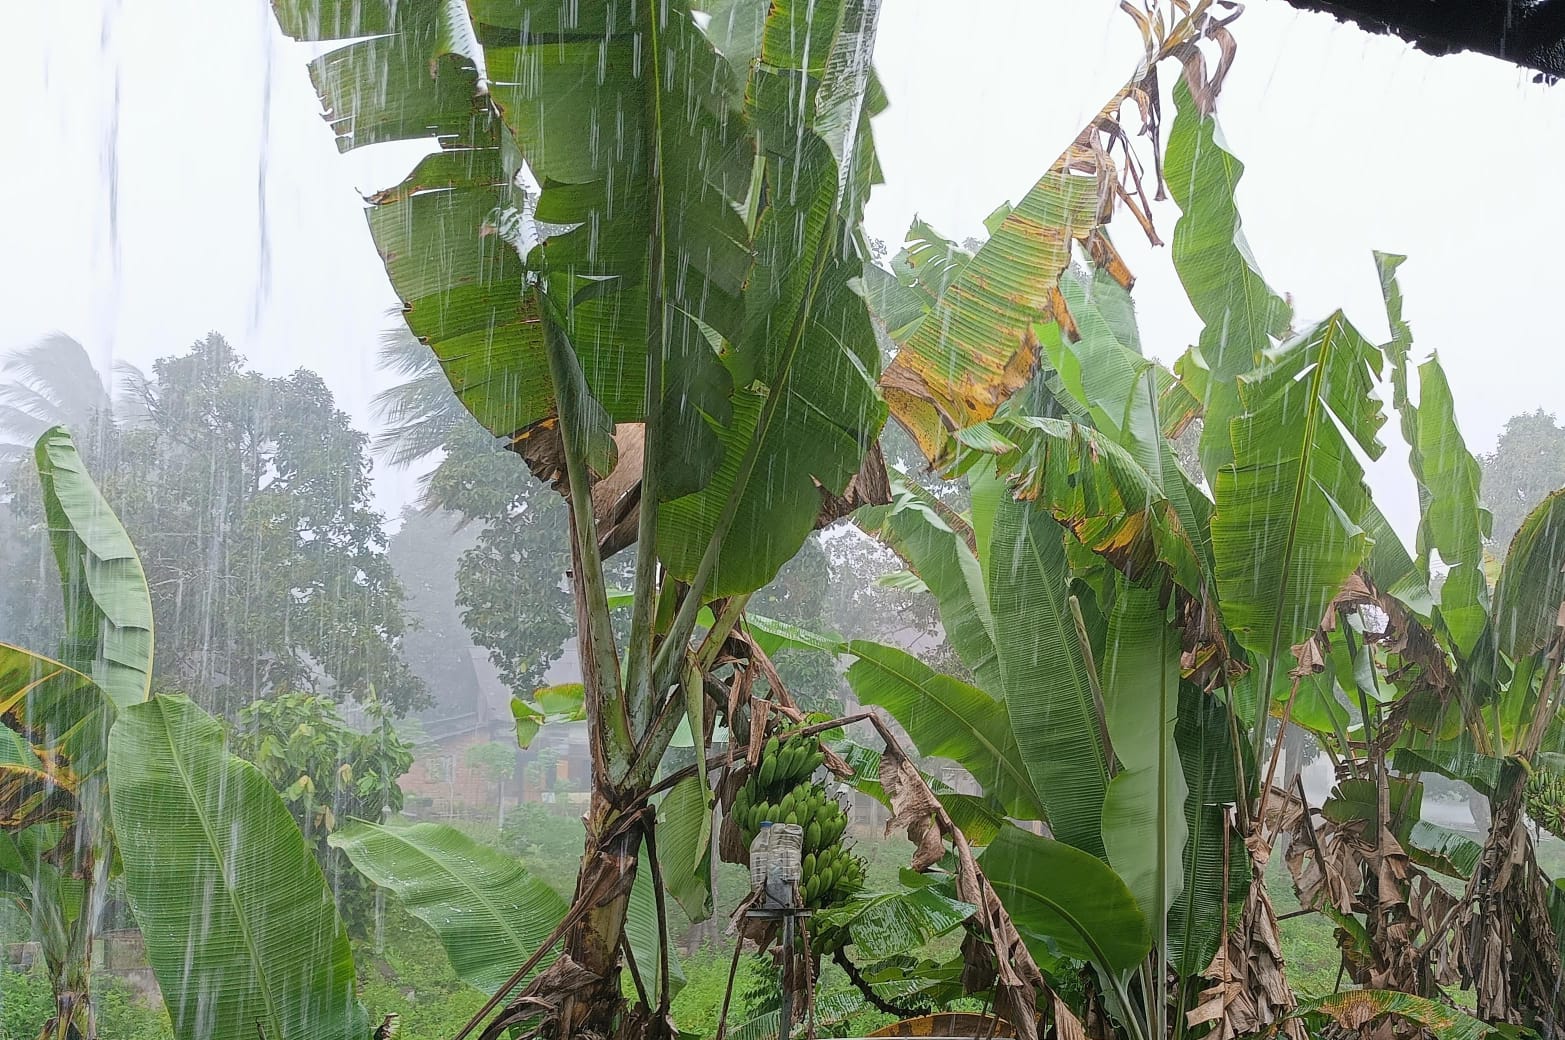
[856, 482, 1000, 692]
[1169, 683, 1247, 976]
[35, 426, 154, 709]
[988, 493, 1108, 856]
[1407, 820, 1484, 880]
[979, 825, 1151, 973]
[657, 775, 714, 924]
[1369, 252, 1457, 623]
[860, 217, 973, 342]
[1211, 311, 1386, 702]
[109, 695, 364, 1040]
[1042, 267, 1201, 460]
[1493, 488, 1565, 663]
[626, 850, 686, 999]
[328, 820, 568, 994]
[1099, 579, 1187, 973]
[1413, 356, 1491, 656]
[828, 739, 1008, 845]
[1393, 738, 1506, 799]
[844, 640, 1045, 822]
[272, 0, 887, 600]
[812, 872, 974, 960]
[1163, 79, 1292, 480]
[660, 0, 887, 595]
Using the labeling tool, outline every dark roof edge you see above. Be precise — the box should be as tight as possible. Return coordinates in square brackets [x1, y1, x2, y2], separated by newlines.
[1279, 0, 1565, 82]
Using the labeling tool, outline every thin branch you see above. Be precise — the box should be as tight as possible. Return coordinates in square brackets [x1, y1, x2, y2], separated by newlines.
[832, 948, 925, 1018]
[713, 938, 746, 1040]
[620, 935, 652, 1010]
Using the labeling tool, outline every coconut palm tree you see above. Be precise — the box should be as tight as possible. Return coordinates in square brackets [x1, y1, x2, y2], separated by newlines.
[0, 333, 115, 464]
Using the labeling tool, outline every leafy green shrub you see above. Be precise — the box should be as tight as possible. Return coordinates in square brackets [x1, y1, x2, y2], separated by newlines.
[0, 971, 173, 1040]
[230, 691, 414, 935]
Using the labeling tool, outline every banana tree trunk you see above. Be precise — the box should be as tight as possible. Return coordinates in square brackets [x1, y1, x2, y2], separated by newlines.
[41, 931, 96, 1040]
[42, 981, 93, 1040]
[1463, 779, 1564, 1029]
[559, 785, 639, 1036]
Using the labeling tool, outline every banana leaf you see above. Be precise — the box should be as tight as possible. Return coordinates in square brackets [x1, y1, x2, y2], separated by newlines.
[979, 825, 1150, 973]
[109, 695, 364, 1040]
[845, 640, 1044, 822]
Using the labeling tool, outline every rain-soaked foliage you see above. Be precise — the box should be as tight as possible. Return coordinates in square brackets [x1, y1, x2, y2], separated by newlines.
[4, 2, 1565, 1040]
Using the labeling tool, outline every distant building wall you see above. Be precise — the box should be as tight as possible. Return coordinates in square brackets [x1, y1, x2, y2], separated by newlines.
[402, 724, 513, 816]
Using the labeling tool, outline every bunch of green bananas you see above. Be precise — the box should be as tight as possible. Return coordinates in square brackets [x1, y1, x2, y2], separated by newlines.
[1526, 768, 1565, 841]
[799, 844, 866, 907]
[733, 730, 866, 918]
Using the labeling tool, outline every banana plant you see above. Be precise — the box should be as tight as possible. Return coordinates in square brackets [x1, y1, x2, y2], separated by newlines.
[849, 27, 1533, 1036]
[3, 429, 368, 1040]
[267, 0, 896, 1032]
[0, 426, 153, 1040]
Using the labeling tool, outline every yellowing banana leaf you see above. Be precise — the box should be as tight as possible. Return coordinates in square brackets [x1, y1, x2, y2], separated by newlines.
[1296, 990, 1529, 1040]
[954, 417, 1207, 604]
[878, 165, 1102, 465]
[0, 642, 113, 783]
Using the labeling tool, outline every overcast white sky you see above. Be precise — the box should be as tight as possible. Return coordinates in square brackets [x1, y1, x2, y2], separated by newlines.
[2, 1, 1562, 539]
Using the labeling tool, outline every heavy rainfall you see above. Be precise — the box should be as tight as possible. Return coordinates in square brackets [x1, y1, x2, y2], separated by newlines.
[3, 2, 1565, 1039]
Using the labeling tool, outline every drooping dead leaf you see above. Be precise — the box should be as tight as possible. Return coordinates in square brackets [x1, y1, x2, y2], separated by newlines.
[1190, 810, 1304, 1039]
[815, 440, 892, 529]
[0, 761, 78, 830]
[879, 1, 1241, 466]
[478, 954, 603, 1040]
[879, 744, 944, 872]
[864, 715, 1044, 1040]
[1052, 995, 1087, 1040]
[1452, 778, 1565, 1028]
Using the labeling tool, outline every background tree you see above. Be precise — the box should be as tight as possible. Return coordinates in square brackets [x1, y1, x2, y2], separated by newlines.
[375, 331, 589, 700]
[386, 506, 487, 713]
[1480, 408, 1565, 552]
[1, 332, 426, 715]
[229, 691, 415, 936]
